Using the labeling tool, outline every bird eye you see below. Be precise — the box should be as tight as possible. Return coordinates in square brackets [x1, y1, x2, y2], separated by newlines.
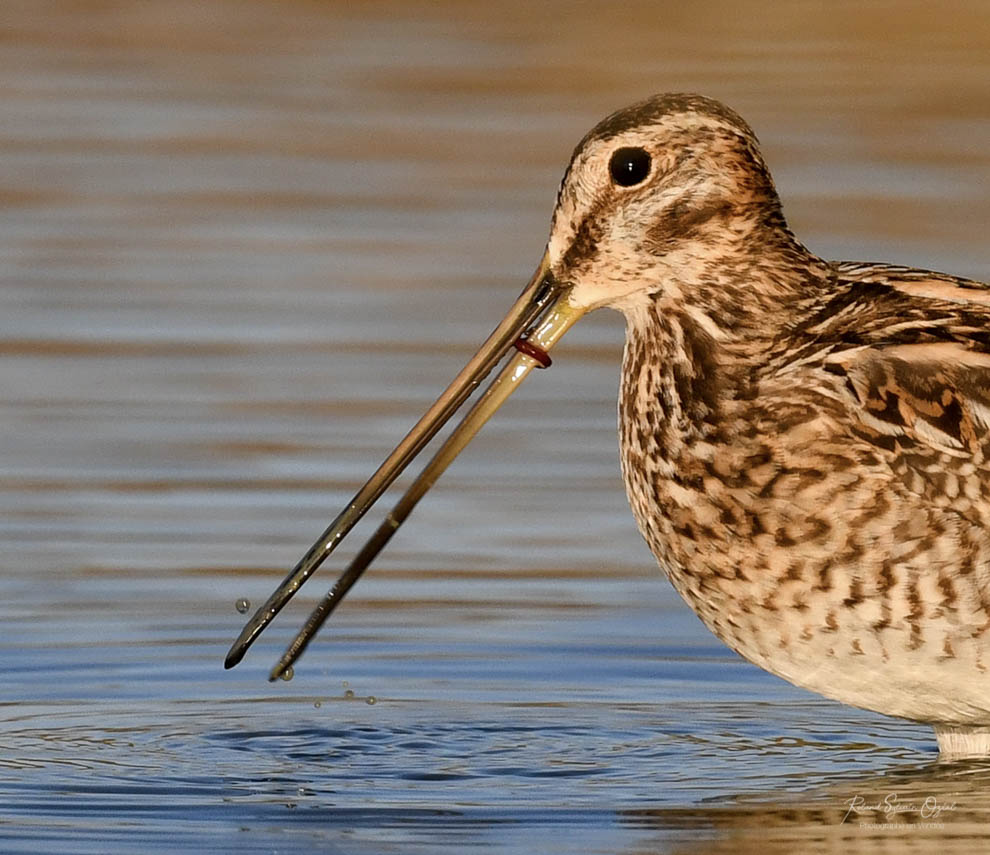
[608, 147, 652, 187]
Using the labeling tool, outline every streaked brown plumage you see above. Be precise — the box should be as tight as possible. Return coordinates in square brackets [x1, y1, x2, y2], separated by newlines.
[560, 94, 990, 757]
[229, 93, 989, 757]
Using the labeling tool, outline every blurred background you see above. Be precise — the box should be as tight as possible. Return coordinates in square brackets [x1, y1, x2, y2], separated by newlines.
[2, 2, 989, 853]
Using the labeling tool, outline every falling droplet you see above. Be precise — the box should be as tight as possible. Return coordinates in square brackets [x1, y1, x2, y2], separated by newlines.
[235, 598, 250, 614]
[342, 680, 349, 688]
[366, 696, 377, 706]
[280, 666, 294, 682]
[313, 701, 322, 709]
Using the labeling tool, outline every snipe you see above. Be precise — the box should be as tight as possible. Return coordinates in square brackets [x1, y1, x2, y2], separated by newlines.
[227, 94, 990, 758]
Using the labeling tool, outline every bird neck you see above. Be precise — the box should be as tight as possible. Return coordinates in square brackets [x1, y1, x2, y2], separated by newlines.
[614, 231, 834, 627]
[655, 223, 828, 342]
[617, 231, 830, 456]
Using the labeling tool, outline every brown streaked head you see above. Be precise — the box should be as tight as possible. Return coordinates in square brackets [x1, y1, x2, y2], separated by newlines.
[548, 93, 802, 320]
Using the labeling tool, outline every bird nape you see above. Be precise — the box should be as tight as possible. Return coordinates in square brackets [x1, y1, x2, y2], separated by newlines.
[227, 93, 990, 760]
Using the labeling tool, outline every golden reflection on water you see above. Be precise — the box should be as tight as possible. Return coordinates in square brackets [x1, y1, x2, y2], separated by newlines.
[626, 762, 990, 854]
[1, 1, 988, 852]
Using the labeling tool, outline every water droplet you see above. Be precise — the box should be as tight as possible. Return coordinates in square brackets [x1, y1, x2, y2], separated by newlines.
[280, 666, 294, 681]
[344, 689, 354, 699]
[342, 680, 349, 688]
[366, 696, 377, 706]
[313, 701, 322, 709]
[235, 598, 250, 614]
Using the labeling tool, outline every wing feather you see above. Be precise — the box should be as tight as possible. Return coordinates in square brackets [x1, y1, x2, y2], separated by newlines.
[793, 264, 990, 524]
[828, 342, 990, 459]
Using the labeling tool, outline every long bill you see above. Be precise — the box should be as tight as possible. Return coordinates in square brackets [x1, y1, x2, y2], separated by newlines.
[224, 252, 580, 670]
[264, 285, 585, 680]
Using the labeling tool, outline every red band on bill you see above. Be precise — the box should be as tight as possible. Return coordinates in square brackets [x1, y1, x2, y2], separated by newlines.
[513, 337, 552, 368]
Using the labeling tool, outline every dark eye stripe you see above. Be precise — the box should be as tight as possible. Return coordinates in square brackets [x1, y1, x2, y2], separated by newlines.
[609, 147, 651, 187]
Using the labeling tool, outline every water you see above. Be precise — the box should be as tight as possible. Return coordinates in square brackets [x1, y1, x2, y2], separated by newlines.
[2, 1, 989, 852]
